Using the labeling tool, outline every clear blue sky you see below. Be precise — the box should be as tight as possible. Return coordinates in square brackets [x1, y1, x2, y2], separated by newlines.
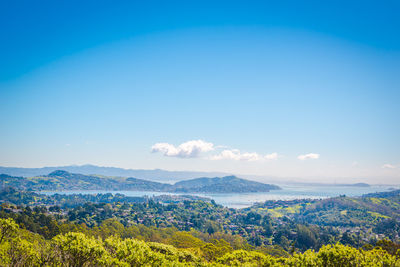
[1, 1, 399, 183]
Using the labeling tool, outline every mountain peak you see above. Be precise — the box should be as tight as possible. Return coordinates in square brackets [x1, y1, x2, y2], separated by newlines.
[221, 175, 238, 180]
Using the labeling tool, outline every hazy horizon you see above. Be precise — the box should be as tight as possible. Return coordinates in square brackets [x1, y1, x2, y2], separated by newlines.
[0, 163, 398, 185]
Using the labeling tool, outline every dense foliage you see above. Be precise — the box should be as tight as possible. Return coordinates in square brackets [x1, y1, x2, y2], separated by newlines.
[0, 218, 399, 266]
[1, 185, 400, 266]
[1, 187, 400, 252]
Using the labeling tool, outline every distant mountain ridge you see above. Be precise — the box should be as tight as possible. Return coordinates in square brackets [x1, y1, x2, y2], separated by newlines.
[0, 165, 232, 182]
[0, 170, 281, 193]
[0, 165, 376, 186]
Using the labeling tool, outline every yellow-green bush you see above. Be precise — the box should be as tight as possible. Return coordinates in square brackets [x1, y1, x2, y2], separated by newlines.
[0, 218, 399, 267]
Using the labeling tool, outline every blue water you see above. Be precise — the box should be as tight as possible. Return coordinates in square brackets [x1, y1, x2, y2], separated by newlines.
[41, 184, 393, 209]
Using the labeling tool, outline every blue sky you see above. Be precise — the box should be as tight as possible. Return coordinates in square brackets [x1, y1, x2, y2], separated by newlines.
[1, 1, 399, 183]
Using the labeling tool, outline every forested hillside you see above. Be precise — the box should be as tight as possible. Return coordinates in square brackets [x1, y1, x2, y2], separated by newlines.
[173, 176, 280, 193]
[0, 170, 280, 193]
[1, 186, 400, 266]
[0, 217, 399, 266]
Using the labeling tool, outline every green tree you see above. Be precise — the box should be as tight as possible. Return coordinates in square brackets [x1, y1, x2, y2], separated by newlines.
[52, 232, 107, 266]
[0, 218, 19, 244]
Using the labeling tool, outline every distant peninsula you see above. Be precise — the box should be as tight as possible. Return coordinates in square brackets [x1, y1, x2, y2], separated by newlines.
[0, 170, 281, 194]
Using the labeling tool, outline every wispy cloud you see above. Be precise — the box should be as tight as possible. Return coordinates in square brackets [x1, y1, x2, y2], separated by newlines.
[298, 153, 320, 160]
[382, 163, 397, 169]
[151, 140, 214, 158]
[210, 149, 278, 162]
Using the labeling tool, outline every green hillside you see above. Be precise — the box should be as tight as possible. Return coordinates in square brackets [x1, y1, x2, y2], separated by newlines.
[0, 171, 280, 193]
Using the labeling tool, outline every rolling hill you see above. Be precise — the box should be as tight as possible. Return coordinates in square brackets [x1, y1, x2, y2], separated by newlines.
[0, 170, 280, 193]
[173, 176, 281, 193]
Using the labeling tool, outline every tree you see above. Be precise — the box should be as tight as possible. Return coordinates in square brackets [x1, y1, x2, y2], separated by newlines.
[167, 232, 204, 248]
[52, 232, 107, 266]
[296, 225, 317, 250]
[0, 218, 19, 244]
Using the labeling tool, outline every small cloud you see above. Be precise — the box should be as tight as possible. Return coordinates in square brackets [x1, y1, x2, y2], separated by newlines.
[65, 144, 71, 147]
[151, 140, 214, 158]
[265, 152, 279, 160]
[210, 150, 278, 162]
[382, 164, 396, 169]
[298, 153, 320, 160]
[352, 161, 359, 166]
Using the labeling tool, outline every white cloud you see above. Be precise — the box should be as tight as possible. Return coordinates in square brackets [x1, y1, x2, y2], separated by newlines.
[298, 153, 320, 160]
[152, 140, 280, 162]
[151, 140, 214, 158]
[382, 164, 396, 169]
[265, 152, 278, 160]
[210, 149, 278, 162]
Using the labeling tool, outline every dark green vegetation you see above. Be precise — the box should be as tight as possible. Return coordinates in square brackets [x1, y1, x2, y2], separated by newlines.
[1, 174, 400, 266]
[1, 217, 398, 266]
[1, 186, 400, 264]
[0, 170, 280, 193]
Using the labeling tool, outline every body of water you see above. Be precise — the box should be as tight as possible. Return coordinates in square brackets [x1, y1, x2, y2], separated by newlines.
[41, 184, 394, 208]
